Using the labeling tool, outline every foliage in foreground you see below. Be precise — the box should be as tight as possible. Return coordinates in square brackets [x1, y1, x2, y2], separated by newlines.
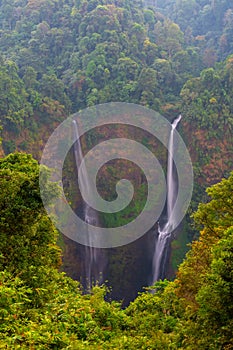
[0, 153, 232, 349]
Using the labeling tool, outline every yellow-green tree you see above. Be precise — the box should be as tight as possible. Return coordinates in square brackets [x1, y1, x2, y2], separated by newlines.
[0, 153, 61, 295]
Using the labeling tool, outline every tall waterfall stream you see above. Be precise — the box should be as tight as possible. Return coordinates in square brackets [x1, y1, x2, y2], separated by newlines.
[152, 115, 182, 283]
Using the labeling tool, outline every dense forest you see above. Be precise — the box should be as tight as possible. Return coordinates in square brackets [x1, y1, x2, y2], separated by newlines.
[0, 0, 232, 348]
[1, 154, 232, 348]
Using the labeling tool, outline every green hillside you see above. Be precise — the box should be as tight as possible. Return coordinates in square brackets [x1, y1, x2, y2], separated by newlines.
[0, 154, 232, 348]
[0, 1, 232, 348]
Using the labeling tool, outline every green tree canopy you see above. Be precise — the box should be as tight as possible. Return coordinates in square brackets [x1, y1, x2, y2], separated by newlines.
[0, 153, 61, 284]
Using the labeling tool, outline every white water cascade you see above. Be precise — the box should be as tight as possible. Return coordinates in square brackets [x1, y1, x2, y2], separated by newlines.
[72, 120, 105, 289]
[152, 115, 182, 283]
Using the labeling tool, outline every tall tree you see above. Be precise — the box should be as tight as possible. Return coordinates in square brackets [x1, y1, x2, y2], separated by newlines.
[0, 153, 61, 289]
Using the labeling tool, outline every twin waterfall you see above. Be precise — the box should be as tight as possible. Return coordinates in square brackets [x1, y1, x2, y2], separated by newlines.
[152, 115, 182, 283]
[72, 120, 104, 289]
[72, 115, 181, 290]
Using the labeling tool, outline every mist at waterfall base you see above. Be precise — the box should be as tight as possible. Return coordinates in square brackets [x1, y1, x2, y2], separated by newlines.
[61, 117, 182, 305]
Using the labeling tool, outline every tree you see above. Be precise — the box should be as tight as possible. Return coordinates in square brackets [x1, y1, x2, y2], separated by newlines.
[153, 19, 184, 58]
[0, 153, 61, 289]
[138, 67, 158, 92]
[117, 57, 139, 80]
[22, 66, 38, 90]
[143, 39, 158, 65]
[176, 172, 233, 307]
[196, 227, 233, 346]
[0, 60, 32, 133]
[39, 73, 71, 109]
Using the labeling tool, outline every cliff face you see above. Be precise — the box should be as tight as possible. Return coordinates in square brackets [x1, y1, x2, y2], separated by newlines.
[58, 115, 232, 302]
[182, 121, 232, 187]
[60, 121, 165, 303]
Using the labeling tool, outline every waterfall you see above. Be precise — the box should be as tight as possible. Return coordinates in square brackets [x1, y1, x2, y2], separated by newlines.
[152, 115, 182, 283]
[72, 120, 105, 289]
